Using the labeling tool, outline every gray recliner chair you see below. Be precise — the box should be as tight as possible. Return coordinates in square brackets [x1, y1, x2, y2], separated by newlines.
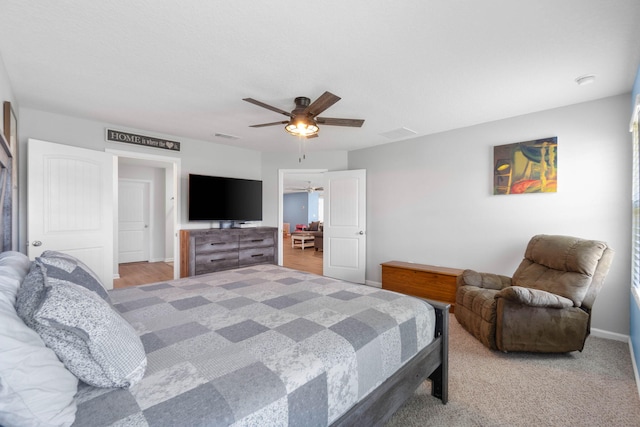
[455, 234, 614, 353]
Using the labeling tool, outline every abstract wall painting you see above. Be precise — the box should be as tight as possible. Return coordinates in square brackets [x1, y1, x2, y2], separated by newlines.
[493, 137, 557, 195]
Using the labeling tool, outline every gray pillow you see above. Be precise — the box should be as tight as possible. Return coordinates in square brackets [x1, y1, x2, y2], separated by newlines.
[38, 250, 111, 303]
[14, 261, 48, 330]
[32, 275, 146, 388]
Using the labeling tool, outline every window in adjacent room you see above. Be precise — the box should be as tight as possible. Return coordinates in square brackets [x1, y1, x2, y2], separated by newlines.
[631, 95, 640, 303]
[318, 195, 324, 223]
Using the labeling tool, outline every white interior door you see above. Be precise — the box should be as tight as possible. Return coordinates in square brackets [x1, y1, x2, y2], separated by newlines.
[28, 139, 115, 289]
[118, 180, 150, 264]
[323, 169, 366, 283]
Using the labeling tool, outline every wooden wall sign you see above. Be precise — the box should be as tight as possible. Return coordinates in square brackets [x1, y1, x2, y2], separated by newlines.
[106, 129, 181, 151]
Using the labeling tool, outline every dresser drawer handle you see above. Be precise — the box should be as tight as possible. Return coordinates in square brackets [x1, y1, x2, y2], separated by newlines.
[210, 242, 225, 246]
[251, 254, 264, 258]
[250, 239, 264, 243]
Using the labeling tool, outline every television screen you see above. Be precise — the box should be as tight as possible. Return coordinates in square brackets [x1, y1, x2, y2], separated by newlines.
[188, 174, 262, 221]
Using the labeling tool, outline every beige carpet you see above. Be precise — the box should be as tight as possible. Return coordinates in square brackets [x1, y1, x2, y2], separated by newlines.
[386, 314, 640, 427]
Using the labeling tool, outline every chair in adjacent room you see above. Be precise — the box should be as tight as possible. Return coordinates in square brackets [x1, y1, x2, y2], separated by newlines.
[454, 234, 614, 353]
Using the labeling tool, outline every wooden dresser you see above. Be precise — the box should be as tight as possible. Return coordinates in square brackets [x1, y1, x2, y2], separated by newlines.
[180, 227, 278, 277]
[381, 261, 464, 312]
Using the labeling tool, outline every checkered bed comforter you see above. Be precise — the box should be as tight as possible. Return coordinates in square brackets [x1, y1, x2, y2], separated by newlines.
[73, 265, 435, 426]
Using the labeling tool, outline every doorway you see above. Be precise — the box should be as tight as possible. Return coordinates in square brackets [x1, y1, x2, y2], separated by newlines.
[279, 169, 326, 275]
[108, 149, 181, 286]
[279, 168, 368, 284]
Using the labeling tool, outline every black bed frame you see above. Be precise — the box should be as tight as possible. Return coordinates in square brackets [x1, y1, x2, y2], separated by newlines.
[331, 299, 449, 426]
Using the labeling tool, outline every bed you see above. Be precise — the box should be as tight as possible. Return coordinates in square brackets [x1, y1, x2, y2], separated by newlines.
[0, 251, 448, 426]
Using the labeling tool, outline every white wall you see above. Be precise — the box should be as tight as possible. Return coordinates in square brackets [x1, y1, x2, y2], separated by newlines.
[17, 107, 263, 251]
[349, 94, 632, 336]
[0, 55, 16, 137]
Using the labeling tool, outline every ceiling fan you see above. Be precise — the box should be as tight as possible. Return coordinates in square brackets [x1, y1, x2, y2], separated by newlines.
[286, 181, 324, 193]
[243, 91, 364, 138]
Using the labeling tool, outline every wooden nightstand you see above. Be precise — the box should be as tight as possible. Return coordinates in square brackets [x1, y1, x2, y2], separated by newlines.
[381, 261, 464, 312]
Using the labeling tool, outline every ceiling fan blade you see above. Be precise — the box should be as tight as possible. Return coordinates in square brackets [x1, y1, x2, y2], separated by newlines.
[250, 120, 289, 128]
[243, 98, 292, 117]
[303, 91, 341, 118]
[316, 117, 365, 127]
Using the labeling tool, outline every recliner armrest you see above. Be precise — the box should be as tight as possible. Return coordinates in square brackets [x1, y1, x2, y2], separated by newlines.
[457, 269, 511, 290]
[496, 286, 573, 308]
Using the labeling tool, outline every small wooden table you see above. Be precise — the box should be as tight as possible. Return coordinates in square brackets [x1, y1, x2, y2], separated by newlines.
[291, 234, 315, 250]
[381, 261, 464, 312]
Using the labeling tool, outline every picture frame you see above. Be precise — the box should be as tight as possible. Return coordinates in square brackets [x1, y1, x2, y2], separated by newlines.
[3, 101, 18, 250]
[3, 101, 16, 148]
[0, 129, 13, 251]
[493, 137, 558, 195]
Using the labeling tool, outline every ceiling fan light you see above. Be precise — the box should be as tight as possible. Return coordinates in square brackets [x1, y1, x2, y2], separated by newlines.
[285, 117, 319, 137]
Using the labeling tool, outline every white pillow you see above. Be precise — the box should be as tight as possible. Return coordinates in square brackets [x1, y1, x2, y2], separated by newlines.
[0, 251, 31, 303]
[0, 252, 78, 427]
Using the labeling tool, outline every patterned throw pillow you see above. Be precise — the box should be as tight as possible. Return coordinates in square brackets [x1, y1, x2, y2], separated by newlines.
[32, 267, 146, 388]
[38, 250, 111, 303]
[14, 262, 48, 329]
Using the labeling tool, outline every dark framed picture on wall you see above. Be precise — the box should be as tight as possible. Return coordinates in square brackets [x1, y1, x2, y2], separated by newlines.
[3, 101, 18, 250]
[3, 101, 16, 148]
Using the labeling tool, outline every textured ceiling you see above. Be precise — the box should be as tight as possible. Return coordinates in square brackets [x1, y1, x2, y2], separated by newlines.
[1, 1, 639, 154]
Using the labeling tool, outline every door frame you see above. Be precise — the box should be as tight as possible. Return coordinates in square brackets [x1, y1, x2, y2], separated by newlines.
[278, 169, 327, 267]
[106, 149, 181, 280]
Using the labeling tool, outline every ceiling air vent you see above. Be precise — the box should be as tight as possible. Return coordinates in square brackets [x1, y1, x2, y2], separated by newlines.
[214, 133, 240, 140]
[380, 127, 417, 140]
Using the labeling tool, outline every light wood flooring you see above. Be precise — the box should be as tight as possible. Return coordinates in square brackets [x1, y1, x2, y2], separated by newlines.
[113, 261, 174, 289]
[282, 235, 323, 276]
[112, 235, 322, 288]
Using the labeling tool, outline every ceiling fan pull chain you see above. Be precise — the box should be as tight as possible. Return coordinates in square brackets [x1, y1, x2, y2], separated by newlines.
[303, 137, 307, 161]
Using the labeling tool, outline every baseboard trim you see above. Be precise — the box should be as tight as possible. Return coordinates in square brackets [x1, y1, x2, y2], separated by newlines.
[164, 258, 174, 263]
[365, 280, 381, 288]
[590, 328, 628, 342]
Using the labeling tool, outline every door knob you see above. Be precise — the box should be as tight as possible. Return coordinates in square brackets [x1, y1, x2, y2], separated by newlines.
[32, 241, 42, 246]
[358, 231, 364, 235]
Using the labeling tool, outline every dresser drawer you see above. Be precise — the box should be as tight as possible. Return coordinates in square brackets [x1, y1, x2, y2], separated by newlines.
[194, 234, 238, 254]
[195, 251, 239, 275]
[239, 233, 275, 249]
[239, 247, 274, 266]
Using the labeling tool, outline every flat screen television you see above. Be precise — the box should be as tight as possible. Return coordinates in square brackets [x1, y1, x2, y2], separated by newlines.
[188, 174, 263, 221]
